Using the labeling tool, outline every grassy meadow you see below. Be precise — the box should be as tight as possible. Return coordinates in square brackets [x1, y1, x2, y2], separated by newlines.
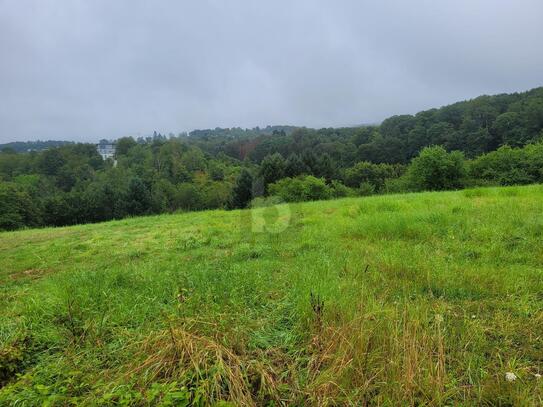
[1, 185, 543, 405]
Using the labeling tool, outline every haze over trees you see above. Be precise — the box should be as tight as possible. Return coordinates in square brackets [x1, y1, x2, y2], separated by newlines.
[1, 87, 543, 231]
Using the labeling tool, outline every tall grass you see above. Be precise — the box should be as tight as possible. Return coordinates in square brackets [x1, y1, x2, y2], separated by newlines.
[1, 185, 542, 405]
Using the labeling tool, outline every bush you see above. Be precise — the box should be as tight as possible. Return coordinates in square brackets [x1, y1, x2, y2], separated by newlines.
[268, 176, 331, 202]
[344, 161, 402, 192]
[358, 182, 376, 196]
[407, 146, 466, 191]
[304, 176, 331, 201]
[383, 176, 411, 194]
[469, 145, 532, 186]
[175, 183, 203, 211]
[329, 180, 356, 198]
[525, 142, 543, 181]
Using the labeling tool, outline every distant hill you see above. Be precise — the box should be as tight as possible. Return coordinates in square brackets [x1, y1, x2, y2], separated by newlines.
[213, 87, 543, 163]
[2, 86, 542, 161]
[1, 86, 543, 232]
[150, 87, 543, 163]
[187, 125, 298, 139]
[0, 140, 74, 153]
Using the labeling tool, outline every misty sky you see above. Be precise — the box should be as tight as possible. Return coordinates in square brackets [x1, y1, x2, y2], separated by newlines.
[1, 0, 542, 143]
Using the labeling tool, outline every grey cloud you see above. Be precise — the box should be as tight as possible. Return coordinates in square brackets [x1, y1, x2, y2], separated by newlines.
[1, 0, 542, 142]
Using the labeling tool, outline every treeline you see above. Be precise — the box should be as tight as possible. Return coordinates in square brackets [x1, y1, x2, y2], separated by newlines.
[191, 87, 543, 165]
[242, 142, 543, 205]
[1, 87, 543, 231]
[0, 140, 74, 153]
[0, 140, 239, 230]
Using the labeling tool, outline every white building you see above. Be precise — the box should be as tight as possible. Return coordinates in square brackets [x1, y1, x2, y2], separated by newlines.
[97, 142, 116, 160]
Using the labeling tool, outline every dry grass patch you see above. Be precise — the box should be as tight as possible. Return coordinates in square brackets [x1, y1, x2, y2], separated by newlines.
[130, 326, 287, 406]
[7, 268, 51, 282]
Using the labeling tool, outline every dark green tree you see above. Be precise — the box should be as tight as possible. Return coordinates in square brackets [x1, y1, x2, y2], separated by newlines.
[38, 149, 66, 176]
[231, 169, 253, 208]
[116, 137, 137, 156]
[0, 183, 40, 230]
[259, 153, 285, 192]
[175, 183, 202, 211]
[125, 177, 151, 216]
[314, 153, 335, 181]
[284, 153, 309, 177]
[42, 194, 74, 226]
[301, 150, 318, 174]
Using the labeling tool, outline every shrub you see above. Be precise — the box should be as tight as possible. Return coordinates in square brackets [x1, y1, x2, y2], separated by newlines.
[383, 176, 411, 194]
[468, 145, 532, 186]
[358, 182, 376, 196]
[329, 180, 356, 198]
[268, 176, 331, 202]
[175, 183, 203, 211]
[407, 146, 466, 191]
[344, 161, 402, 192]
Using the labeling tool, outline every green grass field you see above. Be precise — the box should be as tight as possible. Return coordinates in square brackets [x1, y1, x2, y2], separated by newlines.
[1, 185, 543, 405]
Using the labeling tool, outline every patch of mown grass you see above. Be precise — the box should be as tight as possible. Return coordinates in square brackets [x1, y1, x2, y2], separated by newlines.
[1, 185, 543, 405]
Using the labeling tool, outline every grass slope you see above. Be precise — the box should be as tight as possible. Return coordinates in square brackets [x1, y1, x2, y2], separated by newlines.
[1, 185, 543, 405]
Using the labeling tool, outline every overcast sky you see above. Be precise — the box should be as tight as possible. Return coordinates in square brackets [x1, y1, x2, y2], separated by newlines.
[1, 0, 542, 143]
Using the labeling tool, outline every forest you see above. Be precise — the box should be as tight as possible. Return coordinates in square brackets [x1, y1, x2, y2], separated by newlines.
[1, 87, 543, 231]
